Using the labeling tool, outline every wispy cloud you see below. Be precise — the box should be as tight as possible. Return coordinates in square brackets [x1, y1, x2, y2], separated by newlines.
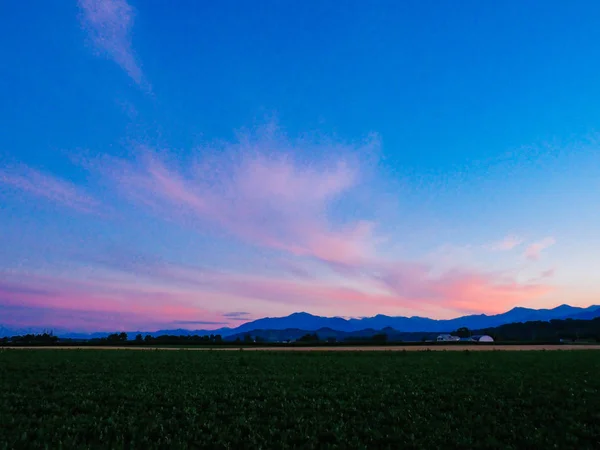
[369, 261, 552, 315]
[148, 263, 551, 317]
[0, 273, 226, 331]
[171, 320, 228, 326]
[0, 128, 558, 330]
[0, 303, 150, 332]
[488, 235, 523, 251]
[223, 312, 250, 318]
[524, 237, 556, 261]
[78, 0, 148, 89]
[221, 312, 253, 322]
[101, 130, 380, 267]
[0, 165, 98, 213]
[528, 268, 556, 283]
[0, 233, 554, 332]
[540, 268, 555, 279]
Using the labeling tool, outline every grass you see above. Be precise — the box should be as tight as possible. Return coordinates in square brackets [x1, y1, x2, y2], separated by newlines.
[1, 349, 600, 449]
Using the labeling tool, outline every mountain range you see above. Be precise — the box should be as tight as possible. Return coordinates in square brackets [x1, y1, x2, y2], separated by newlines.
[2, 304, 599, 339]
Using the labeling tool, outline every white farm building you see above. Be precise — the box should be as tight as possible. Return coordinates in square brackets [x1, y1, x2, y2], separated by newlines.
[436, 334, 460, 342]
[437, 334, 494, 343]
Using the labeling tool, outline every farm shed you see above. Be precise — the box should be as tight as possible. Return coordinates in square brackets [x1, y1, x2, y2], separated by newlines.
[436, 334, 460, 342]
[471, 335, 494, 343]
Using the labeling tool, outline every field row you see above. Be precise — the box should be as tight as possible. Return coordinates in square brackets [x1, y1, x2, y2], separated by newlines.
[6, 344, 600, 351]
[2, 350, 600, 449]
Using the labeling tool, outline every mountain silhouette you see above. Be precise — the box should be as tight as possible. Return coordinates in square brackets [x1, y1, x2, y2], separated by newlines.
[232, 304, 600, 334]
[2, 304, 599, 338]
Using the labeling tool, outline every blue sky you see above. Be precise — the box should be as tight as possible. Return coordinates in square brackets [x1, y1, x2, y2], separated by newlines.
[1, 0, 599, 331]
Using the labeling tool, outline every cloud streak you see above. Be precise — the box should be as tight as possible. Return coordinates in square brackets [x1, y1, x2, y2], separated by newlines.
[488, 235, 523, 251]
[78, 0, 148, 89]
[0, 240, 552, 332]
[0, 273, 225, 331]
[171, 320, 228, 326]
[102, 132, 380, 267]
[223, 312, 250, 318]
[524, 237, 556, 261]
[0, 205, 556, 333]
[0, 165, 98, 213]
[540, 268, 555, 279]
[0, 130, 559, 331]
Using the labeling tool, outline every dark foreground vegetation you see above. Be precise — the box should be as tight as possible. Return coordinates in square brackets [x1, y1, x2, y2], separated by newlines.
[1, 350, 600, 449]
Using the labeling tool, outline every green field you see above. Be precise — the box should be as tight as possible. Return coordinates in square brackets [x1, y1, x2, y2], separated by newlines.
[1, 350, 600, 449]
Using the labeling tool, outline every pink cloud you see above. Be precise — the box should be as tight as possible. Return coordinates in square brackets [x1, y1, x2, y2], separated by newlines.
[371, 262, 552, 315]
[2, 303, 227, 333]
[0, 131, 556, 330]
[0, 275, 225, 331]
[78, 0, 148, 89]
[0, 166, 98, 213]
[524, 237, 556, 261]
[0, 247, 554, 331]
[488, 235, 523, 251]
[540, 268, 555, 279]
[85, 244, 553, 318]
[102, 138, 379, 267]
[205, 274, 402, 311]
[429, 272, 552, 314]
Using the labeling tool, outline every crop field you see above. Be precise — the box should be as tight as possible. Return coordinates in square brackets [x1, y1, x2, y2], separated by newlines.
[2, 350, 600, 449]
[8, 344, 600, 351]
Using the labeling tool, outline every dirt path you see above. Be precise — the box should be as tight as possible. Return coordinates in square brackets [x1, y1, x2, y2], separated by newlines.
[5, 345, 600, 351]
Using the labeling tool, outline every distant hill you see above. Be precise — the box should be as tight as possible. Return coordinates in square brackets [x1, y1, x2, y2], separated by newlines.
[227, 315, 600, 343]
[232, 312, 351, 334]
[229, 304, 600, 334]
[1, 304, 599, 338]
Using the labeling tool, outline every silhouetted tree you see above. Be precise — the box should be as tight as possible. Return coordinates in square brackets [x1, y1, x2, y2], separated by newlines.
[106, 332, 128, 343]
[7, 332, 58, 345]
[372, 333, 388, 343]
[298, 333, 319, 343]
[135, 334, 143, 343]
[454, 327, 471, 338]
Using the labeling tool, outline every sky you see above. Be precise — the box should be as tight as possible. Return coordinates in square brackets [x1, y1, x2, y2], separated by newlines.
[1, 0, 600, 332]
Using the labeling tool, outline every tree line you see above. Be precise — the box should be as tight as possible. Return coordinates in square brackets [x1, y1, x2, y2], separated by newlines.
[471, 317, 600, 342]
[2, 332, 58, 345]
[2, 317, 600, 346]
[99, 333, 226, 345]
[1, 332, 226, 346]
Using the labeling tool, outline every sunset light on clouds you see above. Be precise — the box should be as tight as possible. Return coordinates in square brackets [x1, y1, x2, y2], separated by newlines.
[2, 0, 599, 332]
